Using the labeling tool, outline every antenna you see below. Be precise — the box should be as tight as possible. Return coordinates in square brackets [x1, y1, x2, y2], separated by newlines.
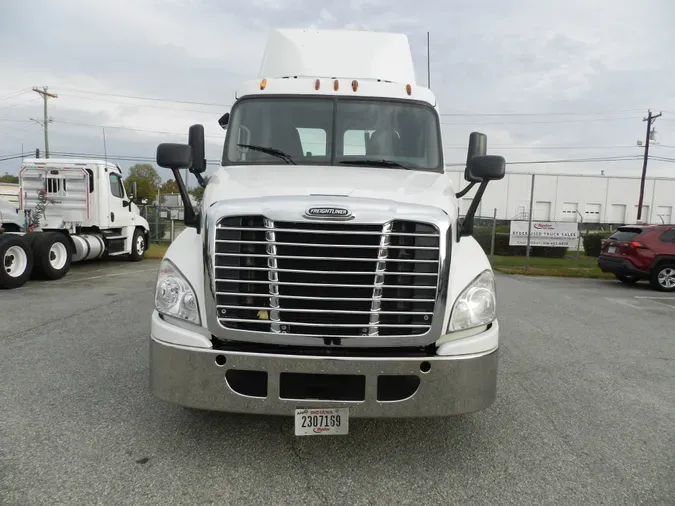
[426, 31, 431, 88]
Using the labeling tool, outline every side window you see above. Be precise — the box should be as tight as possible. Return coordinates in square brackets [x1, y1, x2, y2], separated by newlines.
[85, 169, 94, 193]
[659, 228, 675, 243]
[109, 173, 124, 199]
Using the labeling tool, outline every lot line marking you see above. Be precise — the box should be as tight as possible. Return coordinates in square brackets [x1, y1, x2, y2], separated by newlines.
[605, 297, 642, 309]
[648, 300, 675, 309]
[634, 296, 675, 300]
[632, 296, 675, 308]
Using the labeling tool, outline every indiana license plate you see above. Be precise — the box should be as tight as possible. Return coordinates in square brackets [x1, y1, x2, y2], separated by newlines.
[294, 408, 349, 436]
[608, 246, 616, 253]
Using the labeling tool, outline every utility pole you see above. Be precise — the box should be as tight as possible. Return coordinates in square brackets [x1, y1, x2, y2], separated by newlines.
[637, 109, 662, 222]
[32, 86, 58, 158]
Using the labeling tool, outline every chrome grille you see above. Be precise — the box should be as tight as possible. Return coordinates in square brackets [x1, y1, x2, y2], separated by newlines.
[213, 216, 441, 338]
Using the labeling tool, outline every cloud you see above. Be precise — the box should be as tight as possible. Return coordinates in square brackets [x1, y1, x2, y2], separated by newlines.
[1, 0, 674, 180]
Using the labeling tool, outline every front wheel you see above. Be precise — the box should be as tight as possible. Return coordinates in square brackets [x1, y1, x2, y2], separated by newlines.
[650, 264, 675, 292]
[0, 235, 34, 289]
[616, 274, 639, 285]
[129, 228, 145, 262]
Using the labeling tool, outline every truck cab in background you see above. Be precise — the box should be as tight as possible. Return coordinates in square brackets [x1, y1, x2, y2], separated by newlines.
[149, 28, 506, 434]
[0, 158, 150, 289]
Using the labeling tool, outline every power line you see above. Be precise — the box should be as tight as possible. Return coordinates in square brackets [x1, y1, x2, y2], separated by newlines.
[57, 87, 231, 108]
[445, 155, 642, 167]
[439, 108, 644, 117]
[12, 150, 644, 167]
[0, 97, 40, 114]
[57, 92, 222, 114]
[443, 145, 643, 150]
[0, 153, 30, 162]
[51, 119, 224, 139]
[440, 116, 640, 126]
[0, 89, 30, 102]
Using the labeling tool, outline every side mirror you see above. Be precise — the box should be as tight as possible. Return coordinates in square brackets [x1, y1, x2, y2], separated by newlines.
[218, 112, 229, 130]
[466, 155, 506, 182]
[157, 143, 193, 169]
[188, 124, 206, 174]
[464, 132, 487, 182]
[129, 181, 138, 202]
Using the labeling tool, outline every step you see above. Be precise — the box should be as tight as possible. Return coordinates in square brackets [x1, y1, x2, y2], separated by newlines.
[104, 235, 126, 241]
[107, 251, 128, 256]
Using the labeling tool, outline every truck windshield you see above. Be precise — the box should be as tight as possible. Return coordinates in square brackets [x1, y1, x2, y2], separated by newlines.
[222, 96, 443, 172]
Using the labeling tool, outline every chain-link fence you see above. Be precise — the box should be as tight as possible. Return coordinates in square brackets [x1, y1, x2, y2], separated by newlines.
[140, 193, 192, 243]
[462, 171, 675, 270]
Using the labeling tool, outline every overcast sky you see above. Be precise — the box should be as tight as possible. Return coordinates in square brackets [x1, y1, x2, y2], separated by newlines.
[1, 0, 675, 182]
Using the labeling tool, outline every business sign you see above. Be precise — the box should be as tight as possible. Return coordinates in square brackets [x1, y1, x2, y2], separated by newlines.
[509, 221, 579, 247]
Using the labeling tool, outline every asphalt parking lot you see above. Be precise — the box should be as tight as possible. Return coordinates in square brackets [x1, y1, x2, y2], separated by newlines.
[1, 261, 673, 505]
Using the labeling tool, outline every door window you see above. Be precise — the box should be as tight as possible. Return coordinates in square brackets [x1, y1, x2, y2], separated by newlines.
[109, 173, 124, 199]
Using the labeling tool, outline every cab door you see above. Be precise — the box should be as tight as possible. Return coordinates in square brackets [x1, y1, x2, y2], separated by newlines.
[106, 171, 134, 228]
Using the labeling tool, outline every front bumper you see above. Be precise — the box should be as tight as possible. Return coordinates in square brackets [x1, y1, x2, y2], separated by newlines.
[149, 313, 498, 418]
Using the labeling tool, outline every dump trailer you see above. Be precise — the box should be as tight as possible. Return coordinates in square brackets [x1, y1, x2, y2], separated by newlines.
[0, 158, 150, 289]
[149, 28, 506, 435]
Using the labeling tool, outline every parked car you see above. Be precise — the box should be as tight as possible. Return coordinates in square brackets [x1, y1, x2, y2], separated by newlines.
[598, 225, 675, 292]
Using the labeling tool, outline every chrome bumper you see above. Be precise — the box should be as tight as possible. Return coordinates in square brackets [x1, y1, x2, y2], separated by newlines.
[149, 336, 498, 418]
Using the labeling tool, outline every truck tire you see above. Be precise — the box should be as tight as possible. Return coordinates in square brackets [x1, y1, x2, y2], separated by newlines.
[129, 228, 146, 262]
[22, 232, 41, 250]
[650, 263, 675, 292]
[0, 234, 34, 289]
[32, 232, 73, 280]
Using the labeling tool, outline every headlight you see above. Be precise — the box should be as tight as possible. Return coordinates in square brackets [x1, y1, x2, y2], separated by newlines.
[447, 269, 496, 332]
[155, 259, 201, 325]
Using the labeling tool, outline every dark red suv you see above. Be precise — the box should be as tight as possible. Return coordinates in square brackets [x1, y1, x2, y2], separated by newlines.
[598, 225, 675, 292]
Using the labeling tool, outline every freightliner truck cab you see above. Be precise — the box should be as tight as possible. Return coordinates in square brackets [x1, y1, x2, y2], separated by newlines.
[149, 29, 506, 436]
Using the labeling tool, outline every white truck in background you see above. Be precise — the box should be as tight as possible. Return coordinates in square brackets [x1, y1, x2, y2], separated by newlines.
[0, 158, 150, 289]
[149, 28, 506, 435]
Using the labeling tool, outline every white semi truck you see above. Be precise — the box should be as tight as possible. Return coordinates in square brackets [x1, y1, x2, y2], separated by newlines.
[150, 28, 506, 435]
[0, 158, 150, 289]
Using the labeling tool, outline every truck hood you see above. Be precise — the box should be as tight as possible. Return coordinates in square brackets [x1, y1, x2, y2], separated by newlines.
[202, 165, 457, 216]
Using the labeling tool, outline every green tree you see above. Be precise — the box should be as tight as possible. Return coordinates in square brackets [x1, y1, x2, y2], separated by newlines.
[160, 179, 180, 195]
[124, 164, 162, 204]
[0, 173, 19, 184]
[188, 176, 211, 205]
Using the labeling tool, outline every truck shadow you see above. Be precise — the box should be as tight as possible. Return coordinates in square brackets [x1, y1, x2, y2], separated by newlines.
[166, 405, 484, 471]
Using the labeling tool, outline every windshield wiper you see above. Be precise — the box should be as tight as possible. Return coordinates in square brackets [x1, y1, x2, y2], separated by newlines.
[338, 159, 414, 170]
[237, 144, 296, 165]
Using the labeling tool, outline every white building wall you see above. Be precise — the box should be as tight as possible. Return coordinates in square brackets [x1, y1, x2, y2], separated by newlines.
[449, 170, 675, 225]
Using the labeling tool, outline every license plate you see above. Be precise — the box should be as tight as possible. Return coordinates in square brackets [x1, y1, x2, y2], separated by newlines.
[608, 246, 616, 253]
[294, 408, 349, 436]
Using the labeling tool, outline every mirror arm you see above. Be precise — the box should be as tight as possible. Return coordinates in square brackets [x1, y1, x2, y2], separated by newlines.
[191, 170, 207, 188]
[455, 181, 477, 199]
[458, 180, 489, 239]
[170, 167, 200, 231]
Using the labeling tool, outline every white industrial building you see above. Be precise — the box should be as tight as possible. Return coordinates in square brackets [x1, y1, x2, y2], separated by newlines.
[447, 170, 675, 226]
